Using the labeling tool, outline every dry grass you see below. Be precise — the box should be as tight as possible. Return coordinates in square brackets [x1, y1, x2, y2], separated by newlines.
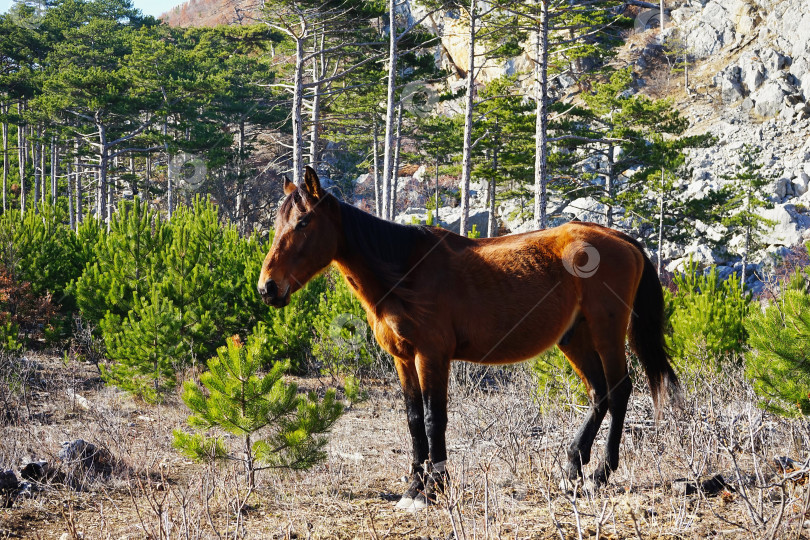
[1, 352, 809, 539]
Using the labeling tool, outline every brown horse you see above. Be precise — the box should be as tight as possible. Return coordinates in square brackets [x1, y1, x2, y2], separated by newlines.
[258, 167, 679, 510]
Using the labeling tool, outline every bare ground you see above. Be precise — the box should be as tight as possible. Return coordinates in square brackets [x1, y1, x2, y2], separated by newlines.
[1, 352, 809, 539]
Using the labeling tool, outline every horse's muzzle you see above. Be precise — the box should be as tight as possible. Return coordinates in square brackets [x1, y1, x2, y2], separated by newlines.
[258, 279, 290, 308]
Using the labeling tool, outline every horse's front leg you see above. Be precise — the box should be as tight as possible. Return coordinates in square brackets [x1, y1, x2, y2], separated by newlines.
[413, 354, 451, 508]
[393, 356, 430, 510]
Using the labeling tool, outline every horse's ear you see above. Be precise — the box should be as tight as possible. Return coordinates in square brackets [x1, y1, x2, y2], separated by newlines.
[302, 166, 323, 200]
[283, 176, 296, 196]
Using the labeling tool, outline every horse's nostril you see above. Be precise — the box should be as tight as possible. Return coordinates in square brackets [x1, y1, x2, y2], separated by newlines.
[266, 280, 278, 298]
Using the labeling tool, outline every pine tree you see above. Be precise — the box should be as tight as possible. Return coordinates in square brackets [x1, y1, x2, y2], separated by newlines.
[74, 198, 167, 326]
[719, 144, 775, 287]
[311, 270, 373, 380]
[745, 269, 810, 417]
[665, 260, 750, 367]
[102, 285, 188, 403]
[173, 331, 344, 488]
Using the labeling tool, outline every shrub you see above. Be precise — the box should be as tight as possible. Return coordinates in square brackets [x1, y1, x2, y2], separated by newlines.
[745, 270, 810, 417]
[101, 286, 188, 403]
[258, 274, 326, 374]
[665, 260, 750, 370]
[0, 206, 88, 303]
[173, 332, 343, 488]
[311, 271, 374, 380]
[76, 198, 273, 395]
[73, 198, 168, 327]
[0, 267, 58, 350]
[532, 347, 587, 408]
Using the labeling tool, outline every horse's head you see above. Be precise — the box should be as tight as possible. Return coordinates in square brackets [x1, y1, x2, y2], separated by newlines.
[257, 166, 339, 307]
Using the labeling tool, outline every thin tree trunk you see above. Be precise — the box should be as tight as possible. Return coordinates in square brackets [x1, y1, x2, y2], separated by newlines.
[488, 146, 498, 238]
[74, 138, 82, 224]
[164, 120, 173, 219]
[129, 154, 136, 197]
[235, 119, 245, 231]
[533, 0, 549, 230]
[18, 103, 25, 216]
[68, 159, 74, 230]
[657, 168, 665, 277]
[292, 36, 305, 184]
[97, 123, 108, 225]
[389, 101, 403, 221]
[309, 30, 324, 171]
[606, 145, 614, 228]
[2, 103, 7, 214]
[107, 163, 113, 227]
[51, 138, 57, 205]
[33, 138, 40, 213]
[372, 117, 381, 217]
[381, 0, 398, 221]
[39, 138, 45, 207]
[659, 0, 665, 37]
[145, 153, 151, 201]
[458, 0, 477, 237]
[741, 226, 749, 289]
[434, 153, 440, 226]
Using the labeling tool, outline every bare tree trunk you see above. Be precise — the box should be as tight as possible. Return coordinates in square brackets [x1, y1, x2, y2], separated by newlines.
[458, 0, 477, 237]
[39, 138, 45, 207]
[389, 101, 403, 221]
[2, 103, 7, 214]
[129, 154, 136, 197]
[372, 117, 381, 216]
[434, 153, 440, 226]
[309, 30, 324, 171]
[606, 145, 614, 228]
[657, 168, 665, 277]
[18, 103, 25, 216]
[145, 153, 151, 198]
[164, 120, 173, 219]
[97, 123, 108, 225]
[533, 0, 549, 230]
[381, 0, 398, 221]
[68, 159, 74, 230]
[51, 138, 57, 205]
[487, 146, 498, 238]
[235, 119, 245, 231]
[33, 138, 40, 213]
[107, 164, 113, 226]
[74, 138, 82, 225]
[292, 36, 305, 184]
[659, 0, 665, 37]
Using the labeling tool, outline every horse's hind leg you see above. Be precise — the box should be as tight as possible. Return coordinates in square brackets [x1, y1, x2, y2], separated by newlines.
[393, 356, 430, 510]
[558, 322, 608, 483]
[588, 320, 633, 488]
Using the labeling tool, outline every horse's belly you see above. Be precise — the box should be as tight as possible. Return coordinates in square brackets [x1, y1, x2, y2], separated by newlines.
[453, 309, 573, 364]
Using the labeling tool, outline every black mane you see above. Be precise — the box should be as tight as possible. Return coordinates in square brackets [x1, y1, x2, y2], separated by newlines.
[339, 201, 433, 300]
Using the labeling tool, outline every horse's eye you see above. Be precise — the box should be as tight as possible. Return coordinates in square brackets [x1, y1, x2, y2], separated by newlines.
[295, 216, 310, 230]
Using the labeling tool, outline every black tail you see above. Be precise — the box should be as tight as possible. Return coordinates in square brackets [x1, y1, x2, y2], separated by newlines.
[626, 243, 680, 414]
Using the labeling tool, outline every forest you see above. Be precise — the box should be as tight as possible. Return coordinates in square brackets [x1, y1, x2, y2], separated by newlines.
[1, 0, 810, 537]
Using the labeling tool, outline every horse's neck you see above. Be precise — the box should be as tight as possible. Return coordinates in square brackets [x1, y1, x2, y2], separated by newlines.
[332, 256, 388, 315]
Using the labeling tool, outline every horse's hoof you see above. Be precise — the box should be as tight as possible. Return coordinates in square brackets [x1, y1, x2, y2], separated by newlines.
[582, 478, 600, 495]
[395, 495, 429, 512]
[559, 475, 583, 494]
